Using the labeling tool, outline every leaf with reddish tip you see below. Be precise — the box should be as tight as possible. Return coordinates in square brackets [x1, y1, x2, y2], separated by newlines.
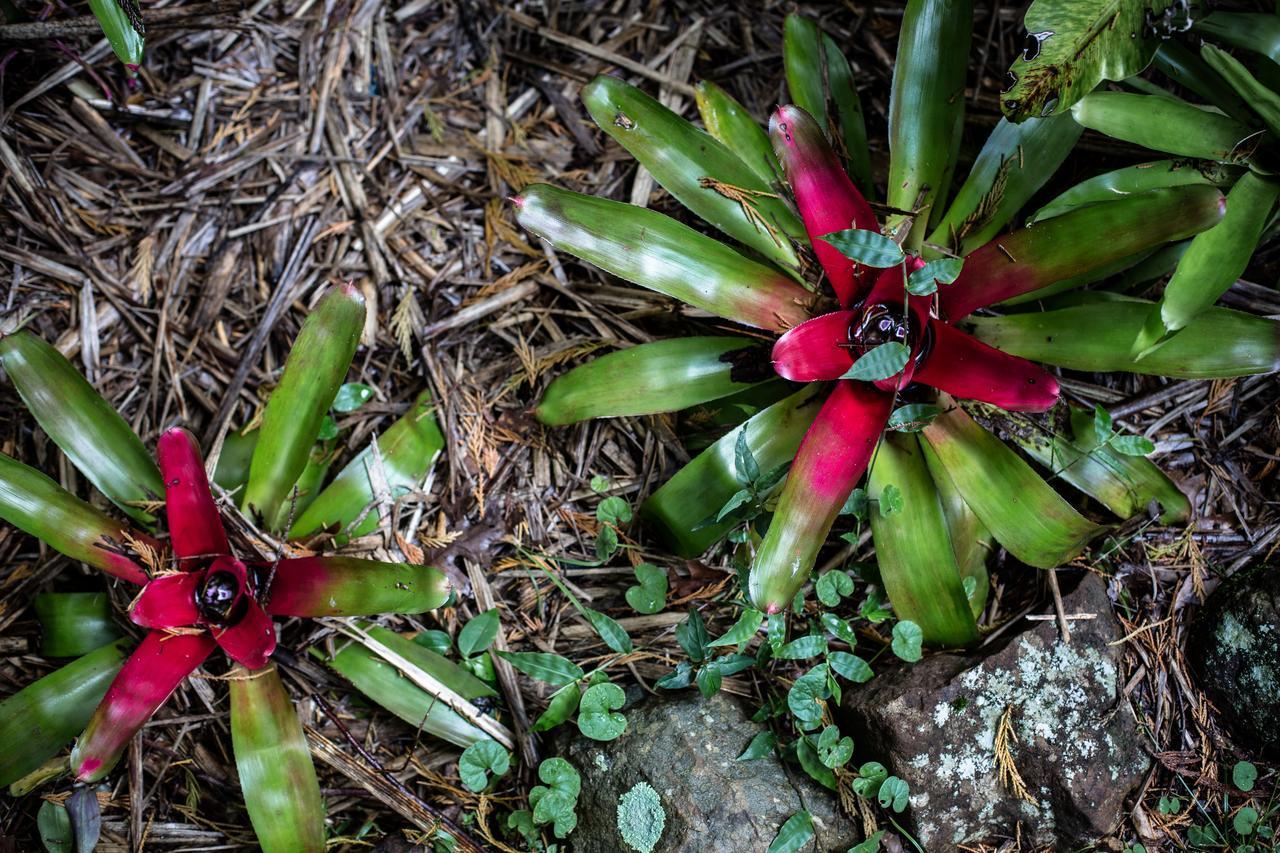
[769, 105, 877, 307]
[747, 381, 893, 613]
[1031, 160, 1240, 224]
[244, 284, 365, 532]
[642, 387, 825, 556]
[928, 114, 1082, 255]
[513, 184, 813, 332]
[967, 297, 1280, 378]
[921, 400, 1104, 569]
[71, 631, 216, 783]
[940, 186, 1226, 320]
[581, 75, 804, 276]
[289, 392, 443, 542]
[868, 432, 978, 647]
[772, 312, 855, 382]
[230, 662, 325, 853]
[1133, 171, 1280, 358]
[0, 639, 131, 788]
[886, 0, 972, 251]
[536, 337, 767, 426]
[262, 557, 449, 617]
[129, 572, 201, 629]
[695, 81, 780, 185]
[158, 428, 228, 566]
[913, 321, 1059, 412]
[0, 452, 151, 585]
[783, 14, 873, 196]
[0, 331, 163, 525]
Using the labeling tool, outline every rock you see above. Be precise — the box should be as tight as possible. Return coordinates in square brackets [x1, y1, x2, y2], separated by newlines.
[558, 690, 860, 852]
[841, 572, 1149, 850]
[1188, 562, 1280, 754]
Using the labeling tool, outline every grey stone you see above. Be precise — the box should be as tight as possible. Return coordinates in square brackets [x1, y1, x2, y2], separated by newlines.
[558, 690, 860, 852]
[1188, 562, 1280, 754]
[841, 572, 1149, 850]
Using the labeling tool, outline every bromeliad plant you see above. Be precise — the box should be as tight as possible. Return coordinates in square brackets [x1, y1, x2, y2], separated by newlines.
[517, 6, 1280, 646]
[0, 284, 455, 851]
[1003, 4, 1280, 358]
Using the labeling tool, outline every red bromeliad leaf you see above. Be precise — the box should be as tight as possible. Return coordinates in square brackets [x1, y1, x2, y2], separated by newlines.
[129, 572, 201, 629]
[263, 557, 450, 617]
[914, 321, 1060, 412]
[769, 105, 878, 307]
[772, 312, 856, 381]
[858, 261, 930, 390]
[71, 631, 217, 783]
[205, 557, 276, 670]
[157, 428, 228, 566]
[747, 381, 894, 613]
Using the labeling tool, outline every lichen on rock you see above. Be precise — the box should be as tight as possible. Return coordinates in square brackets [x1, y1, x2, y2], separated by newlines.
[617, 781, 665, 853]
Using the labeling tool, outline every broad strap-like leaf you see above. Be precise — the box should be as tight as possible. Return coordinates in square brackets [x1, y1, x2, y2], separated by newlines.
[1133, 171, 1280, 358]
[928, 114, 1082, 255]
[261, 557, 449, 617]
[326, 625, 493, 749]
[929, 441, 992, 618]
[914, 320, 1060, 412]
[536, 337, 767, 426]
[1153, 41, 1257, 126]
[748, 381, 894, 613]
[772, 312, 856, 382]
[513, 184, 812, 332]
[0, 639, 130, 788]
[782, 14, 874, 196]
[88, 0, 144, 67]
[1001, 0, 1180, 122]
[72, 631, 216, 783]
[770, 105, 879, 307]
[694, 81, 780, 185]
[1195, 12, 1280, 65]
[1199, 43, 1280, 139]
[0, 451, 152, 585]
[581, 75, 805, 275]
[983, 403, 1190, 524]
[157, 428, 229, 566]
[921, 399, 1104, 569]
[1070, 91, 1261, 165]
[940, 185, 1226, 320]
[289, 392, 443, 542]
[869, 432, 979, 647]
[886, 0, 972, 250]
[0, 330, 163, 525]
[244, 284, 365, 532]
[1031, 159, 1240, 223]
[641, 386, 825, 556]
[211, 428, 258, 495]
[970, 296, 1280, 378]
[229, 662, 326, 853]
[34, 592, 122, 658]
[129, 571, 201, 629]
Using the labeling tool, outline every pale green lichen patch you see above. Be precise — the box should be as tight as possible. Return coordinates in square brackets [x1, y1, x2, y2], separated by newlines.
[1218, 613, 1256, 652]
[617, 781, 665, 853]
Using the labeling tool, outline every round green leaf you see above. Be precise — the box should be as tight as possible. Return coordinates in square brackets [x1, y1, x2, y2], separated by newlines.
[891, 621, 924, 662]
[578, 682, 627, 741]
[458, 739, 511, 792]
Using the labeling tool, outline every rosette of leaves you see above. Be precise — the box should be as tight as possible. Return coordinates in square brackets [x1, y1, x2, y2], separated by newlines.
[1002, 4, 1280, 358]
[0, 284, 474, 851]
[516, 6, 1280, 647]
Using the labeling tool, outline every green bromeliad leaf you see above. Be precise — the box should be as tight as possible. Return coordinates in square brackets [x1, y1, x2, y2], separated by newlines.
[89, 0, 144, 67]
[968, 297, 1280, 378]
[514, 184, 812, 332]
[922, 399, 1104, 569]
[1031, 160, 1241, 224]
[245, 284, 365, 531]
[641, 386, 824, 556]
[783, 13, 873, 196]
[1152, 41, 1257, 127]
[1070, 92, 1259, 165]
[581, 75, 805, 276]
[0, 331, 162, 525]
[290, 392, 443, 542]
[536, 337, 767, 426]
[887, 0, 972, 249]
[1001, 0, 1181, 122]
[33, 593, 122, 658]
[1195, 12, 1280, 65]
[928, 114, 1082, 254]
[229, 663, 325, 853]
[868, 433, 979, 647]
[694, 81, 780, 185]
